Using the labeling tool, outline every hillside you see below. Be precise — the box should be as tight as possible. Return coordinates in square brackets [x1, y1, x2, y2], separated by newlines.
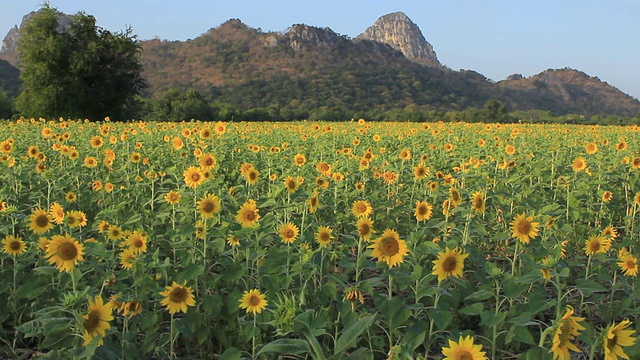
[0, 58, 20, 96]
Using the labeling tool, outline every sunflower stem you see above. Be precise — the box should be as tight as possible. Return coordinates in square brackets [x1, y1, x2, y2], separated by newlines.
[170, 313, 174, 359]
[388, 272, 393, 347]
[426, 281, 442, 356]
[511, 240, 520, 277]
[580, 255, 593, 312]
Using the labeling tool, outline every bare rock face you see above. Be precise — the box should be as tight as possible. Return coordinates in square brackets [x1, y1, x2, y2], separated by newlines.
[1, 10, 74, 66]
[356, 11, 440, 67]
[285, 24, 340, 52]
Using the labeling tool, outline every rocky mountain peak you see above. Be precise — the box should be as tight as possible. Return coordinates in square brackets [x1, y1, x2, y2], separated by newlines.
[356, 11, 440, 67]
[285, 24, 341, 52]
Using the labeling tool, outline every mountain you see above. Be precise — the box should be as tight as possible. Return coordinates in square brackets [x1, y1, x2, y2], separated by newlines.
[356, 11, 440, 67]
[2, 10, 640, 118]
[0, 59, 20, 96]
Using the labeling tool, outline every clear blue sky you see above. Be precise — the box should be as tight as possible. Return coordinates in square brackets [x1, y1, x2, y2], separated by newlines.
[2, 0, 639, 100]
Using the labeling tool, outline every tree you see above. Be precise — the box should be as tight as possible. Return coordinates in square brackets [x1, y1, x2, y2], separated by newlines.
[483, 99, 508, 122]
[16, 4, 146, 120]
[0, 91, 12, 119]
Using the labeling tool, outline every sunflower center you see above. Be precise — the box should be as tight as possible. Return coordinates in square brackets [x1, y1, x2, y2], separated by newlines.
[310, 197, 317, 206]
[191, 173, 201, 182]
[132, 239, 143, 248]
[590, 241, 601, 252]
[359, 223, 370, 235]
[84, 310, 102, 331]
[357, 204, 367, 213]
[607, 334, 618, 348]
[442, 256, 458, 272]
[626, 260, 635, 269]
[517, 220, 531, 234]
[111, 229, 120, 237]
[283, 229, 294, 238]
[202, 201, 214, 213]
[381, 237, 399, 256]
[474, 198, 483, 208]
[417, 204, 427, 215]
[9, 241, 21, 250]
[170, 287, 187, 303]
[320, 232, 331, 241]
[248, 294, 260, 306]
[459, 352, 473, 360]
[35, 214, 50, 227]
[416, 168, 425, 176]
[248, 172, 257, 180]
[244, 211, 256, 221]
[287, 180, 296, 189]
[58, 242, 78, 260]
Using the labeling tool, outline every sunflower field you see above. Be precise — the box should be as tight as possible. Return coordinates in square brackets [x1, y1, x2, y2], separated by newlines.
[1, 118, 640, 359]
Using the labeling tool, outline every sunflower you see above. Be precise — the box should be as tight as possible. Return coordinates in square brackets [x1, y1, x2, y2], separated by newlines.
[413, 162, 429, 180]
[616, 140, 628, 151]
[92, 180, 103, 191]
[471, 191, 486, 214]
[2, 235, 27, 256]
[308, 190, 319, 213]
[67, 210, 87, 228]
[355, 182, 365, 192]
[294, 154, 307, 167]
[505, 144, 516, 156]
[284, 176, 299, 193]
[38, 237, 50, 252]
[199, 126, 212, 139]
[197, 194, 221, 219]
[27, 145, 40, 158]
[244, 168, 259, 185]
[584, 234, 611, 256]
[165, 190, 181, 205]
[315, 226, 334, 247]
[344, 288, 364, 311]
[28, 208, 54, 234]
[107, 225, 124, 241]
[316, 161, 331, 176]
[89, 136, 104, 149]
[572, 157, 587, 172]
[357, 217, 376, 241]
[414, 201, 433, 222]
[239, 289, 268, 315]
[442, 199, 454, 217]
[119, 249, 136, 270]
[46, 234, 85, 272]
[82, 296, 113, 346]
[585, 142, 598, 154]
[432, 247, 469, 282]
[602, 225, 618, 240]
[602, 191, 613, 203]
[511, 213, 539, 244]
[399, 148, 411, 161]
[236, 199, 260, 227]
[604, 319, 636, 360]
[279, 222, 299, 244]
[618, 254, 638, 277]
[172, 137, 184, 150]
[635, 191, 640, 206]
[65, 191, 77, 203]
[160, 281, 196, 314]
[441, 335, 488, 360]
[0, 198, 6, 212]
[183, 166, 204, 189]
[104, 183, 114, 193]
[84, 156, 98, 168]
[549, 306, 585, 360]
[315, 176, 329, 189]
[383, 171, 397, 185]
[198, 153, 217, 170]
[352, 200, 373, 218]
[127, 230, 147, 253]
[214, 121, 226, 135]
[449, 187, 463, 206]
[369, 229, 408, 268]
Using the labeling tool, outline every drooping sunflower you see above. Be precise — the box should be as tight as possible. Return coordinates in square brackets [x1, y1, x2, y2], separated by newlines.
[279, 222, 299, 244]
[127, 230, 147, 254]
[432, 247, 469, 282]
[183, 166, 204, 189]
[344, 287, 364, 311]
[107, 225, 124, 241]
[239, 289, 268, 315]
[28, 208, 54, 234]
[2, 235, 27, 256]
[119, 249, 136, 270]
[549, 306, 585, 360]
[441, 335, 488, 360]
[584, 234, 611, 256]
[46, 234, 85, 273]
[308, 190, 319, 213]
[315, 226, 334, 247]
[236, 199, 260, 227]
[511, 213, 540, 244]
[603, 319, 636, 360]
[414, 201, 433, 222]
[82, 295, 113, 346]
[449, 187, 463, 207]
[165, 190, 181, 205]
[572, 157, 587, 172]
[66, 210, 87, 228]
[471, 191, 486, 214]
[197, 194, 221, 219]
[602, 191, 613, 203]
[618, 254, 638, 277]
[352, 200, 373, 218]
[284, 176, 299, 193]
[160, 281, 196, 314]
[369, 229, 408, 268]
[357, 217, 376, 241]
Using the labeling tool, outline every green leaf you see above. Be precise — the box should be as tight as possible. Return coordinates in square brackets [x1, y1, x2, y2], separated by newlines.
[256, 339, 311, 356]
[334, 313, 375, 354]
[173, 317, 193, 339]
[574, 278, 607, 296]
[480, 311, 507, 327]
[464, 290, 493, 301]
[458, 303, 484, 316]
[219, 347, 243, 360]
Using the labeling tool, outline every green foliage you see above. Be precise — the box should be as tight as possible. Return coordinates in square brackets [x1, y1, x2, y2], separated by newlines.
[15, 4, 145, 120]
[0, 91, 12, 119]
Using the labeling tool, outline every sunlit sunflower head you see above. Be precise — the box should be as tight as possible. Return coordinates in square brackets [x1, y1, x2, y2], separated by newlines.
[45, 234, 85, 273]
[199, 126, 212, 139]
[294, 154, 307, 167]
[316, 161, 331, 176]
[618, 254, 639, 277]
[550, 306, 585, 360]
[279, 222, 299, 244]
[603, 319, 636, 360]
[183, 166, 204, 189]
[432, 246, 469, 282]
[119, 248, 136, 270]
[160, 281, 196, 314]
[284, 176, 299, 193]
[414, 201, 433, 222]
[572, 157, 587, 172]
[368, 229, 408, 268]
[585, 142, 598, 154]
[2, 235, 27, 256]
[89, 135, 104, 149]
[65, 191, 77, 203]
[92, 180, 103, 191]
[413, 162, 429, 180]
[244, 167, 260, 185]
[616, 140, 628, 151]
[352, 200, 373, 218]
[315, 226, 334, 247]
[198, 153, 217, 170]
[236, 199, 260, 227]
[239, 289, 268, 315]
[83, 156, 98, 168]
[355, 182, 365, 192]
[584, 234, 611, 256]
[441, 335, 488, 360]
[449, 187, 462, 206]
[197, 194, 221, 219]
[472, 191, 486, 214]
[28, 208, 54, 234]
[505, 144, 516, 156]
[107, 225, 124, 241]
[165, 190, 181, 205]
[635, 191, 640, 206]
[511, 213, 539, 244]
[82, 295, 113, 346]
[356, 216, 376, 241]
[602, 190, 613, 203]
[399, 148, 411, 161]
[127, 230, 147, 254]
[214, 121, 226, 135]
[66, 210, 87, 228]
[602, 225, 618, 240]
[308, 190, 320, 213]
